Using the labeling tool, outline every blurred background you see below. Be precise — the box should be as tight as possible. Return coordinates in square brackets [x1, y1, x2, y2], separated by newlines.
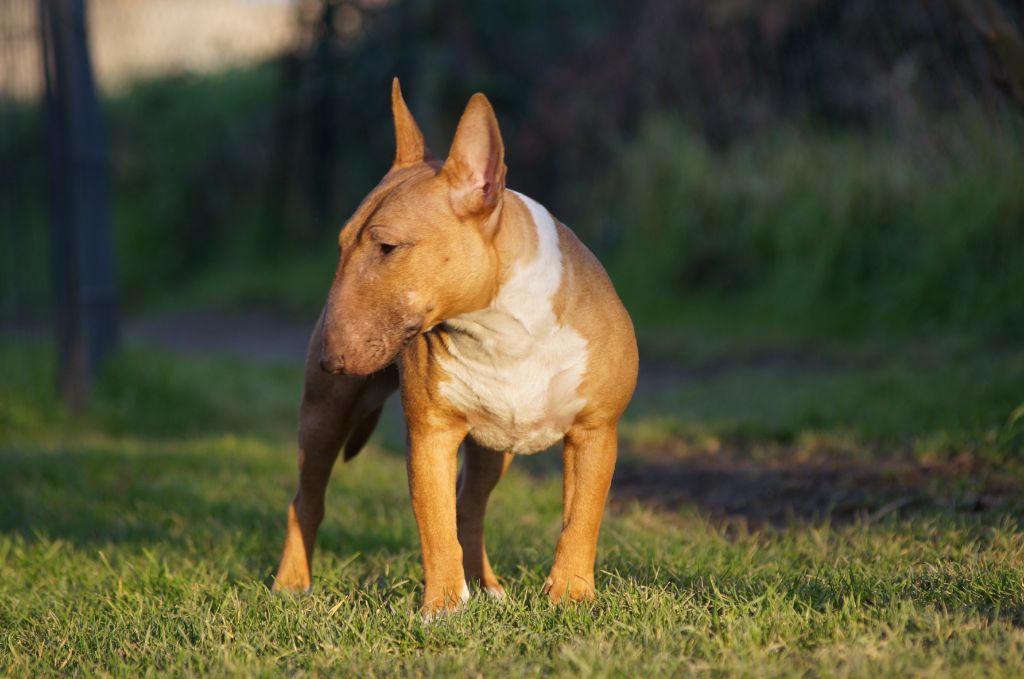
[5, 6, 1024, 671]
[1, 0, 1022, 445]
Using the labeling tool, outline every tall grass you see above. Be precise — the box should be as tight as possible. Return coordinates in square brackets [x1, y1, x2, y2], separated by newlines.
[595, 115, 1024, 339]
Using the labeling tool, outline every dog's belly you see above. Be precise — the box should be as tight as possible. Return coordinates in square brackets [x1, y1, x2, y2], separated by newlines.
[437, 317, 588, 455]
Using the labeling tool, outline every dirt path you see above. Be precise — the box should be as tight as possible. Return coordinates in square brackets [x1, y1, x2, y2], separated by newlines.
[125, 308, 312, 362]
[610, 448, 1016, 526]
[124, 309, 864, 391]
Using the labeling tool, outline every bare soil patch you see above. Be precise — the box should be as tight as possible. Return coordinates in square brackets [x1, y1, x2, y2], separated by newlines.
[612, 448, 1019, 525]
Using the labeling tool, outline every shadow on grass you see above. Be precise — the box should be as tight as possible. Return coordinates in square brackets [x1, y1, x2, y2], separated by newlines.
[4, 431, 1021, 561]
[4, 439, 1023, 628]
[0, 444, 413, 562]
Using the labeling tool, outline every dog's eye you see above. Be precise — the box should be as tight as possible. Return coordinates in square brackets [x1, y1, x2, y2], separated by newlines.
[379, 242, 397, 256]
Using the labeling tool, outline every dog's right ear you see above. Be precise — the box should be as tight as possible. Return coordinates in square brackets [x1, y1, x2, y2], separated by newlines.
[441, 93, 506, 225]
[391, 78, 434, 167]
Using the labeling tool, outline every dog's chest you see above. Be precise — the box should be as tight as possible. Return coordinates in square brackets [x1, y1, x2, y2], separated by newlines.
[436, 193, 588, 455]
[439, 307, 587, 455]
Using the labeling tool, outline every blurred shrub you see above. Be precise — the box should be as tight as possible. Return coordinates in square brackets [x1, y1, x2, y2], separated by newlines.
[597, 114, 1024, 338]
[94, 59, 1024, 342]
[105, 66, 278, 307]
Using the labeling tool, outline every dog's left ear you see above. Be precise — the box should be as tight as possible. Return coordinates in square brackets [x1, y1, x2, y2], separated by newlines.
[442, 93, 506, 224]
[391, 78, 434, 167]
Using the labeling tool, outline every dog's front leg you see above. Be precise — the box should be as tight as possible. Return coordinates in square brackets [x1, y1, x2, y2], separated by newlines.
[407, 421, 470, 618]
[544, 423, 618, 603]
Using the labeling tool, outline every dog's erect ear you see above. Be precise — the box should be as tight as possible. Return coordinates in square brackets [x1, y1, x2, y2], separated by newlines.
[442, 93, 506, 221]
[391, 77, 434, 167]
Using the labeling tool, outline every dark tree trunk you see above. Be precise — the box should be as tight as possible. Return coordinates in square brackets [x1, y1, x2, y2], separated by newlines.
[40, 0, 119, 410]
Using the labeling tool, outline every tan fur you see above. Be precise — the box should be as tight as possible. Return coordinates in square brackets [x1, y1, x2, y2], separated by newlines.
[273, 79, 638, 617]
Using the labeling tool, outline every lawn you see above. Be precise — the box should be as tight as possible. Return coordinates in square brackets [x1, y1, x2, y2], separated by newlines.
[2, 332, 1023, 677]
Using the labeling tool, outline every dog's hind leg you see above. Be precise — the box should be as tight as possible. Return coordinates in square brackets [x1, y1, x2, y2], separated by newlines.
[273, 315, 398, 592]
[543, 423, 618, 603]
[456, 439, 514, 597]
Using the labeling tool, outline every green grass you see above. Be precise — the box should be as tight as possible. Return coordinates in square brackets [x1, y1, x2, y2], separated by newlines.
[139, 251, 337, 319]
[126, 109, 1024, 341]
[2, 336, 1024, 676]
[629, 340, 1024, 451]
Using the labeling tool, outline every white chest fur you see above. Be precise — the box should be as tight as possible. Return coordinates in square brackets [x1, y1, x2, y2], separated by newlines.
[437, 192, 588, 455]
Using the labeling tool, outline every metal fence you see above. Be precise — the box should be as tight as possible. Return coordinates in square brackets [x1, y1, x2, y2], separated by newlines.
[0, 0, 312, 408]
[0, 0, 305, 327]
[0, 0, 45, 324]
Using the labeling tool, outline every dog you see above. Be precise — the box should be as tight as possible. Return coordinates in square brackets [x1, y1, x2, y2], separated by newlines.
[272, 79, 638, 617]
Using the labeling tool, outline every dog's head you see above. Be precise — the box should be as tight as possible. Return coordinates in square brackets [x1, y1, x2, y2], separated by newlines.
[319, 79, 507, 376]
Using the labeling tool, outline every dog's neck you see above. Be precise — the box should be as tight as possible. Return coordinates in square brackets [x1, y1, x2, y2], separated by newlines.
[450, 190, 564, 335]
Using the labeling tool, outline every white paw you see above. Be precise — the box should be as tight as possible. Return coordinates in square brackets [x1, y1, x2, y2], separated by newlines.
[483, 585, 506, 600]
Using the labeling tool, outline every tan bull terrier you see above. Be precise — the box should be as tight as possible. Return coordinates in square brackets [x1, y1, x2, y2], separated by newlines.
[273, 79, 638, 617]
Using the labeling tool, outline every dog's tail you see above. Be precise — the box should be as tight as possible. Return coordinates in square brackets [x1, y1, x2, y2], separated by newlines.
[343, 401, 386, 461]
[320, 364, 398, 463]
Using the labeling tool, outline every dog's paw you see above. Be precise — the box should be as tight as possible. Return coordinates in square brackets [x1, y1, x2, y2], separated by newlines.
[482, 583, 506, 600]
[468, 574, 506, 600]
[271, 574, 312, 594]
[542, 571, 595, 604]
[420, 580, 471, 621]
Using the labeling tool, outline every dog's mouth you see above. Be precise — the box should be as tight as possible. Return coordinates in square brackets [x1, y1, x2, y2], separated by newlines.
[401, 321, 422, 344]
[383, 319, 425, 363]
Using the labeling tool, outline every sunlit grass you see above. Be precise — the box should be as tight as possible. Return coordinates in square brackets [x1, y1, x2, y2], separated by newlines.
[3, 434, 1024, 676]
[2, 337, 1023, 675]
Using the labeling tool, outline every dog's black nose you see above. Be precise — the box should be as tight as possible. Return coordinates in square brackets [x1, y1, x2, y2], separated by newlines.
[318, 354, 345, 374]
